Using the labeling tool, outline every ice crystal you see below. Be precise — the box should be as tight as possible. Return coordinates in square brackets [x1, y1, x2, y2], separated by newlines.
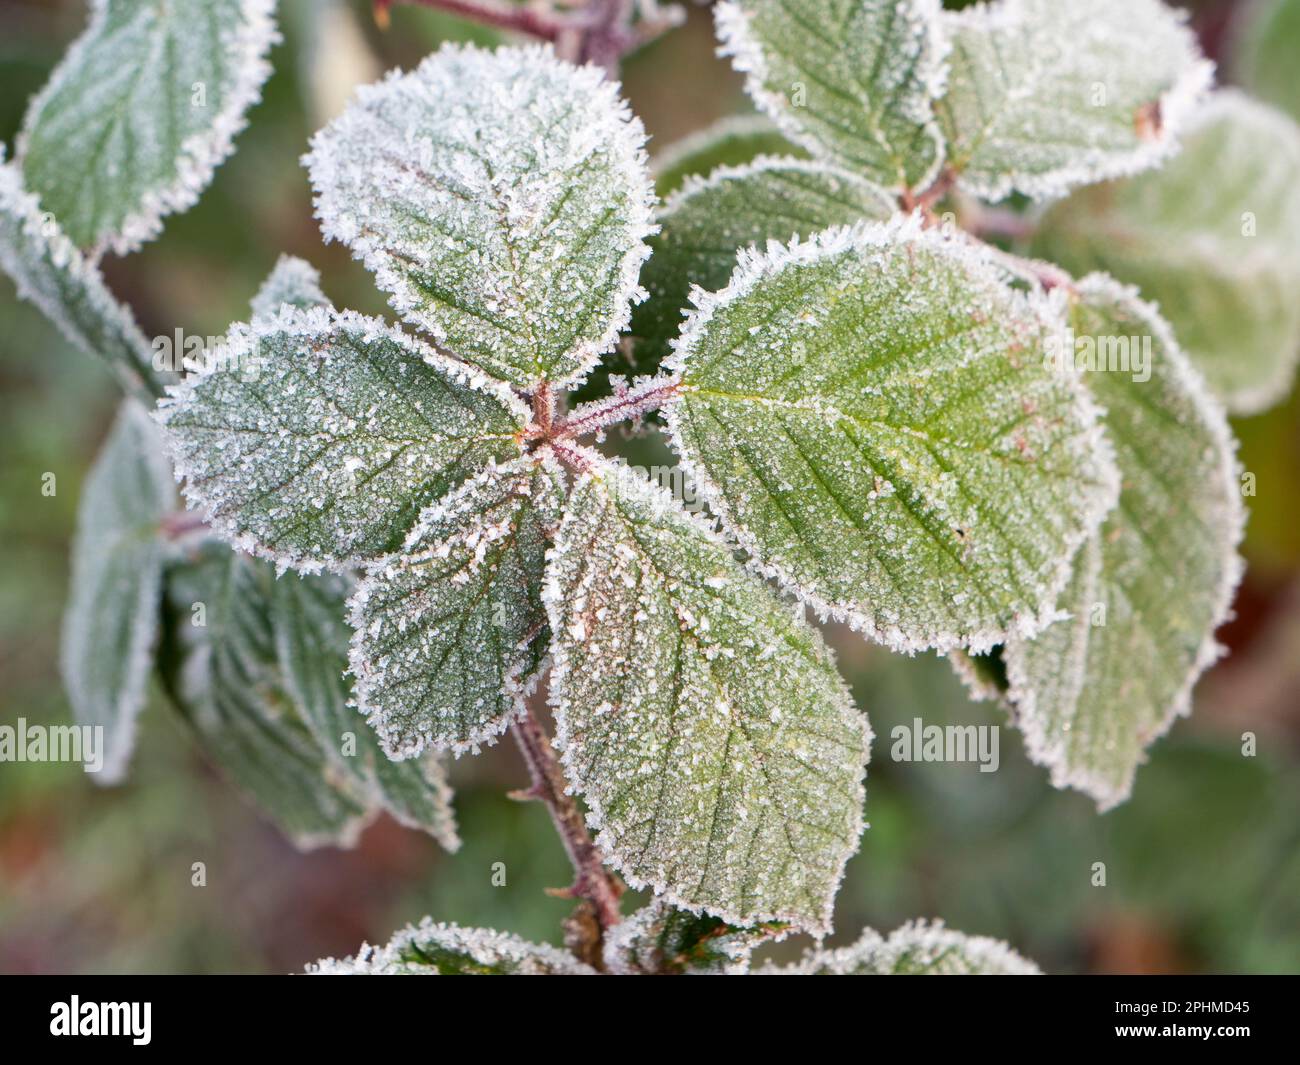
[249, 254, 329, 319]
[770, 919, 1041, 974]
[603, 898, 787, 974]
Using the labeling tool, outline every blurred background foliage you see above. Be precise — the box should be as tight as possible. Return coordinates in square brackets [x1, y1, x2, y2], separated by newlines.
[0, 0, 1297, 974]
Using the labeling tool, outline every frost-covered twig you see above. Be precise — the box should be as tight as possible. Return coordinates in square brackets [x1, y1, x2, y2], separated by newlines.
[555, 374, 681, 440]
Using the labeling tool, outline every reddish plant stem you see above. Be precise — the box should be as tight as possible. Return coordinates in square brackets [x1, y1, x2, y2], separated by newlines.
[374, 0, 566, 40]
[554, 375, 682, 440]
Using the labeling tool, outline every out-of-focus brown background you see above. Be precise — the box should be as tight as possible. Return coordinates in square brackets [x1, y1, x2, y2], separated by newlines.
[1, 0, 1297, 974]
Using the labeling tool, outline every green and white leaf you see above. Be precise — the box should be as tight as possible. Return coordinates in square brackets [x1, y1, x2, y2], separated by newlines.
[270, 571, 459, 849]
[934, 0, 1211, 202]
[157, 306, 527, 571]
[769, 919, 1040, 974]
[17, 0, 278, 256]
[632, 157, 893, 373]
[307, 918, 595, 974]
[716, 0, 948, 191]
[998, 277, 1244, 810]
[1233, 0, 1300, 122]
[666, 218, 1119, 653]
[0, 158, 161, 402]
[651, 114, 805, 196]
[603, 898, 787, 974]
[304, 43, 656, 389]
[546, 462, 870, 934]
[159, 545, 373, 849]
[1033, 91, 1300, 414]
[349, 458, 564, 759]
[60, 402, 175, 784]
[249, 254, 329, 319]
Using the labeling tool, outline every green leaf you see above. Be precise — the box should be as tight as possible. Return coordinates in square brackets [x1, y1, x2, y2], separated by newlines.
[997, 277, 1244, 810]
[666, 219, 1119, 653]
[632, 157, 893, 375]
[934, 0, 1210, 202]
[1032, 91, 1300, 414]
[157, 307, 528, 570]
[716, 0, 948, 191]
[651, 114, 805, 196]
[349, 458, 564, 758]
[249, 254, 330, 319]
[17, 0, 278, 256]
[1234, 0, 1300, 122]
[603, 899, 787, 974]
[159, 545, 373, 849]
[547, 462, 870, 934]
[60, 402, 175, 784]
[304, 43, 656, 389]
[307, 918, 595, 974]
[0, 158, 162, 402]
[772, 920, 1040, 974]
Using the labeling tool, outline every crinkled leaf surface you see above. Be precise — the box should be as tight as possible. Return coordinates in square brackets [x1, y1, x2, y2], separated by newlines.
[308, 918, 594, 974]
[0, 159, 160, 401]
[249, 254, 329, 319]
[157, 307, 527, 570]
[772, 920, 1040, 974]
[999, 278, 1244, 810]
[305, 43, 656, 389]
[716, 0, 948, 191]
[652, 115, 805, 196]
[934, 0, 1210, 202]
[349, 458, 564, 758]
[547, 463, 870, 933]
[666, 220, 1118, 653]
[632, 158, 893, 374]
[1033, 91, 1300, 414]
[60, 402, 175, 784]
[18, 0, 278, 256]
[603, 899, 786, 974]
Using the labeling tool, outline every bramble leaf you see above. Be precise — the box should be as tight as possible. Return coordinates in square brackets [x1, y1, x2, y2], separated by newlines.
[603, 898, 786, 974]
[156, 307, 528, 571]
[666, 219, 1119, 653]
[934, 0, 1210, 202]
[307, 918, 595, 974]
[60, 402, 175, 784]
[304, 43, 656, 389]
[349, 458, 565, 758]
[996, 278, 1244, 810]
[1033, 91, 1300, 414]
[716, 0, 948, 192]
[651, 115, 805, 196]
[547, 462, 870, 934]
[770, 920, 1040, 974]
[17, 0, 278, 256]
[1234, 0, 1300, 123]
[249, 254, 329, 319]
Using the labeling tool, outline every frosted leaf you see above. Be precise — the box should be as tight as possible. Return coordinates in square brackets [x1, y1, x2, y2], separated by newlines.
[17, 0, 278, 256]
[651, 114, 805, 196]
[0, 158, 160, 402]
[270, 570, 459, 850]
[998, 277, 1244, 811]
[304, 43, 656, 389]
[156, 306, 528, 571]
[934, 0, 1211, 202]
[716, 0, 949, 192]
[1033, 91, 1300, 414]
[307, 918, 595, 974]
[665, 218, 1120, 654]
[249, 255, 329, 319]
[60, 402, 175, 785]
[159, 545, 373, 849]
[769, 919, 1041, 974]
[632, 157, 893, 375]
[349, 458, 565, 758]
[603, 898, 787, 975]
[547, 463, 870, 934]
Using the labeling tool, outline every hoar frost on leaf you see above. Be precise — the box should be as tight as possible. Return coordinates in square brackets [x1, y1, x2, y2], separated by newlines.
[349, 458, 565, 759]
[995, 276, 1244, 810]
[307, 918, 594, 974]
[665, 216, 1119, 654]
[650, 114, 805, 196]
[17, 0, 279, 257]
[249, 254, 330, 320]
[156, 306, 527, 571]
[934, 0, 1211, 202]
[603, 898, 787, 974]
[546, 462, 870, 934]
[304, 43, 657, 390]
[768, 920, 1041, 974]
[61, 402, 176, 785]
[715, 0, 949, 192]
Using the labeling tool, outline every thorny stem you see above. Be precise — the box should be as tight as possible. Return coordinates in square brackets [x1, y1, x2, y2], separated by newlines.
[553, 374, 682, 440]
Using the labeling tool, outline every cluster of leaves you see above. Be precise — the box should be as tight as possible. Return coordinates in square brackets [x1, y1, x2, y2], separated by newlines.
[2, 0, 1296, 974]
